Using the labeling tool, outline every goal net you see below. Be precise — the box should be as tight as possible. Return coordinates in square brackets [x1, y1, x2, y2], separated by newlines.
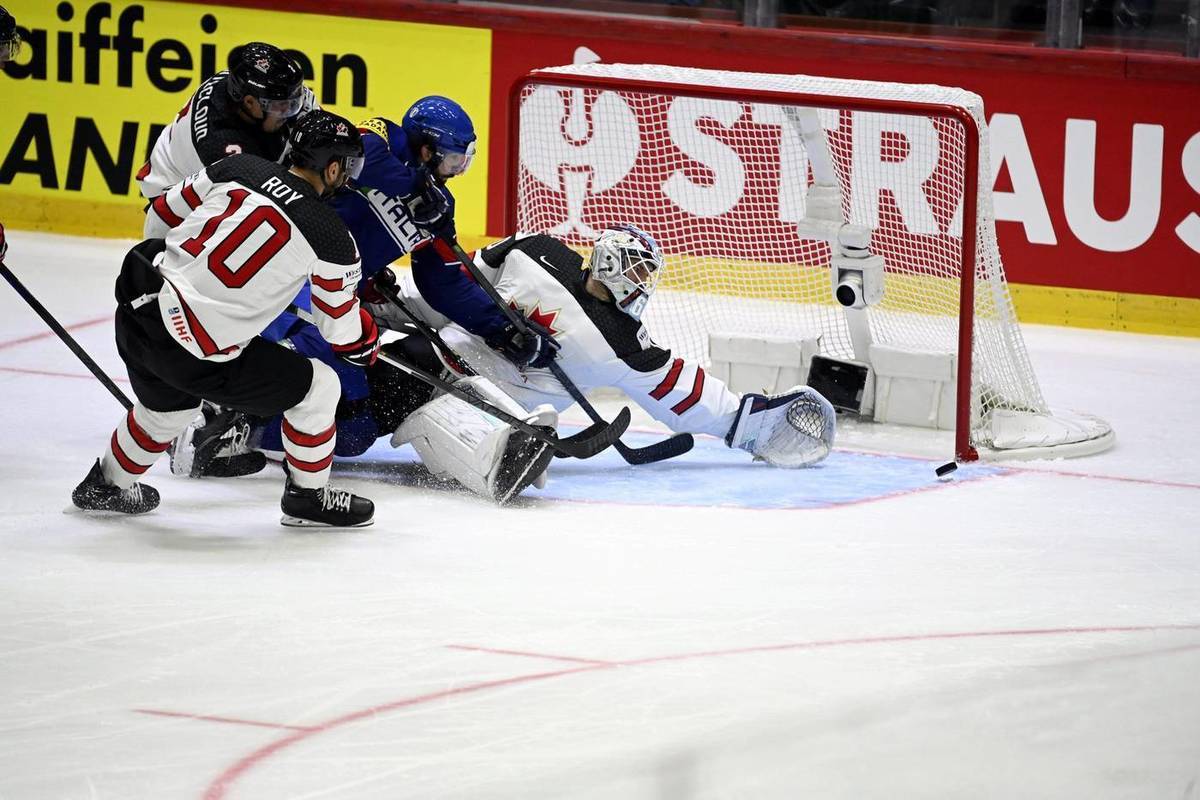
[509, 63, 1113, 461]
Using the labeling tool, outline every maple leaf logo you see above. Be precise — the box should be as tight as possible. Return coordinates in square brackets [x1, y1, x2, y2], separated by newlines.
[508, 300, 561, 337]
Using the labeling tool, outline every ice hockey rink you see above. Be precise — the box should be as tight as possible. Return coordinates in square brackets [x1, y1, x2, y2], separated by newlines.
[1, 230, 1197, 799]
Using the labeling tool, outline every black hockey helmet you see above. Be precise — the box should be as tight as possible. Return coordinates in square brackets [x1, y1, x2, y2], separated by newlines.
[226, 42, 304, 116]
[0, 5, 21, 64]
[288, 110, 364, 186]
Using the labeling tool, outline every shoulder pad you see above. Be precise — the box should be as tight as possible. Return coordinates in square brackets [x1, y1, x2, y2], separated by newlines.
[357, 117, 390, 143]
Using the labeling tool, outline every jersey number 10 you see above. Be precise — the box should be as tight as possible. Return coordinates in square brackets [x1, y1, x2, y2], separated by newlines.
[181, 189, 293, 289]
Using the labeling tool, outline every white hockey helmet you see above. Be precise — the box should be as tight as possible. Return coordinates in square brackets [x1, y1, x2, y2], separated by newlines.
[587, 224, 664, 321]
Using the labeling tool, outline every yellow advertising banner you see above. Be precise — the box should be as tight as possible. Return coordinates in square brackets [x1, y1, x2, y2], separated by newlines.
[0, 1, 492, 238]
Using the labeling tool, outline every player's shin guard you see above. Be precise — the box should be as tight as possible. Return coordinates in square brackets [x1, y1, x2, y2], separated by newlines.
[392, 375, 557, 504]
[101, 405, 200, 488]
[281, 360, 340, 489]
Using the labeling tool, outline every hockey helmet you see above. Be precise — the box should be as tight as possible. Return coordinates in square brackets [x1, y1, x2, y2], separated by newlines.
[0, 5, 20, 64]
[587, 224, 665, 321]
[401, 96, 477, 177]
[288, 110, 365, 190]
[226, 42, 305, 119]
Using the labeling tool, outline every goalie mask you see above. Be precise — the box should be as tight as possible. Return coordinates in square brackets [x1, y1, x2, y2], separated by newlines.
[587, 225, 664, 321]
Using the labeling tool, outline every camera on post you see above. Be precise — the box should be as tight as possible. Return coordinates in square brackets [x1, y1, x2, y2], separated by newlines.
[831, 224, 884, 309]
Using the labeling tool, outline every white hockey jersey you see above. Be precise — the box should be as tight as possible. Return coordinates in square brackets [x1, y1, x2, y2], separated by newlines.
[382, 233, 740, 439]
[137, 72, 292, 203]
[144, 154, 365, 362]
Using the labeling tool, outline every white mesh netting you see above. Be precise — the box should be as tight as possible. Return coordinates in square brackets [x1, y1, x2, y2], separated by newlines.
[513, 63, 1111, 457]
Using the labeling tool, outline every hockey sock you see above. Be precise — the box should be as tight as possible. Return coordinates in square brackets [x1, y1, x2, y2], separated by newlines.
[281, 360, 340, 489]
[102, 405, 200, 488]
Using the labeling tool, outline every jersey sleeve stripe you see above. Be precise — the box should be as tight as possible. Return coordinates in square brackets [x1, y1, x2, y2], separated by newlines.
[282, 419, 336, 449]
[311, 295, 356, 319]
[180, 183, 202, 210]
[311, 274, 343, 292]
[285, 451, 335, 473]
[151, 195, 184, 227]
[670, 367, 706, 415]
[125, 410, 173, 453]
[650, 358, 684, 400]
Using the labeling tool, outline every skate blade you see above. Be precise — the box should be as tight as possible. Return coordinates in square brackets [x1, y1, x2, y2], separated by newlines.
[280, 515, 375, 528]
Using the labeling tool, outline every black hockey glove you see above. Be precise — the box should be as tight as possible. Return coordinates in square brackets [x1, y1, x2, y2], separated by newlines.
[405, 168, 452, 236]
[358, 266, 399, 305]
[486, 318, 560, 370]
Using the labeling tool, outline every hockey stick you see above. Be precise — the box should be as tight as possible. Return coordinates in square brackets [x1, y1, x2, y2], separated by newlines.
[0, 259, 133, 410]
[367, 277, 474, 377]
[437, 236, 694, 465]
[284, 300, 627, 459]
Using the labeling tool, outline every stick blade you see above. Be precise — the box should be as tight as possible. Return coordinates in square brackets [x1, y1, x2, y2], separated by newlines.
[553, 406, 631, 459]
[617, 433, 694, 465]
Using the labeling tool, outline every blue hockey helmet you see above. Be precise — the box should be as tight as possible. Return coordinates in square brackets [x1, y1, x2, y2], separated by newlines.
[401, 96, 477, 177]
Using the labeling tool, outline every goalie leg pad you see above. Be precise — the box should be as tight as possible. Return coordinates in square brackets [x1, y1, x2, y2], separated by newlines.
[392, 376, 557, 503]
[726, 386, 836, 468]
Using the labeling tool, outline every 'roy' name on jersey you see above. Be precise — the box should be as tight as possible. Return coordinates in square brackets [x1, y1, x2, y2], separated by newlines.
[261, 176, 305, 206]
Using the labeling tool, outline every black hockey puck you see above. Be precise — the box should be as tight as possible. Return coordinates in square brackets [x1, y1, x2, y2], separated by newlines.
[935, 461, 958, 479]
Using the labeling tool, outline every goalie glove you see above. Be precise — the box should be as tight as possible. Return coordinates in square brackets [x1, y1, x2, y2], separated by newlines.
[725, 386, 836, 468]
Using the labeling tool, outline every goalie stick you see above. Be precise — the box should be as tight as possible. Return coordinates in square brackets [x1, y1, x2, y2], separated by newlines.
[285, 301, 628, 460]
[437, 236, 695, 466]
[0, 259, 133, 411]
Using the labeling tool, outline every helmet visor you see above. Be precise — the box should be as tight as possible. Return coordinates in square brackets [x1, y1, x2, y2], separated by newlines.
[258, 89, 304, 120]
[343, 154, 365, 182]
[436, 140, 476, 177]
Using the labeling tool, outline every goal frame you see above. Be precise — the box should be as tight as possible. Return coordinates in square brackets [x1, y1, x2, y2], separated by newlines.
[506, 69, 985, 461]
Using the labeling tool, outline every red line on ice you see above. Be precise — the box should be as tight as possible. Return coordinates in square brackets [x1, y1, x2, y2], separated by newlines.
[445, 644, 616, 665]
[133, 708, 315, 732]
[0, 315, 110, 350]
[202, 622, 1200, 799]
[0, 365, 130, 383]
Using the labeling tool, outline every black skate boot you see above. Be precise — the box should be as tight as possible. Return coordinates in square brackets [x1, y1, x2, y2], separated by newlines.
[71, 459, 160, 514]
[280, 480, 374, 528]
[171, 403, 267, 478]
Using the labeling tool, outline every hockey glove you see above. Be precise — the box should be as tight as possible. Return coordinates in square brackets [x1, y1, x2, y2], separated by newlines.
[405, 168, 452, 236]
[331, 307, 381, 368]
[358, 266, 399, 305]
[726, 386, 836, 468]
[486, 318, 560, 370]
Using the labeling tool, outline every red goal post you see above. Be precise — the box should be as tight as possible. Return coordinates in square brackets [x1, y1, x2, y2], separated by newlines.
[505, 64, 1113, 462]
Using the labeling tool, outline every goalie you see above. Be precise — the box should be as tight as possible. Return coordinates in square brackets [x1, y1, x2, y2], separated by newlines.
[366, 226, 836, 469]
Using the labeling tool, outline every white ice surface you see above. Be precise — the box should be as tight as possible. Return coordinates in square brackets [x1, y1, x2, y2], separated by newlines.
[1, 231, 1198, 800]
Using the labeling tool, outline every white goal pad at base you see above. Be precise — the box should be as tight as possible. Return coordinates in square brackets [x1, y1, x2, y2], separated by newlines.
[509, 62, 1113, 461]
